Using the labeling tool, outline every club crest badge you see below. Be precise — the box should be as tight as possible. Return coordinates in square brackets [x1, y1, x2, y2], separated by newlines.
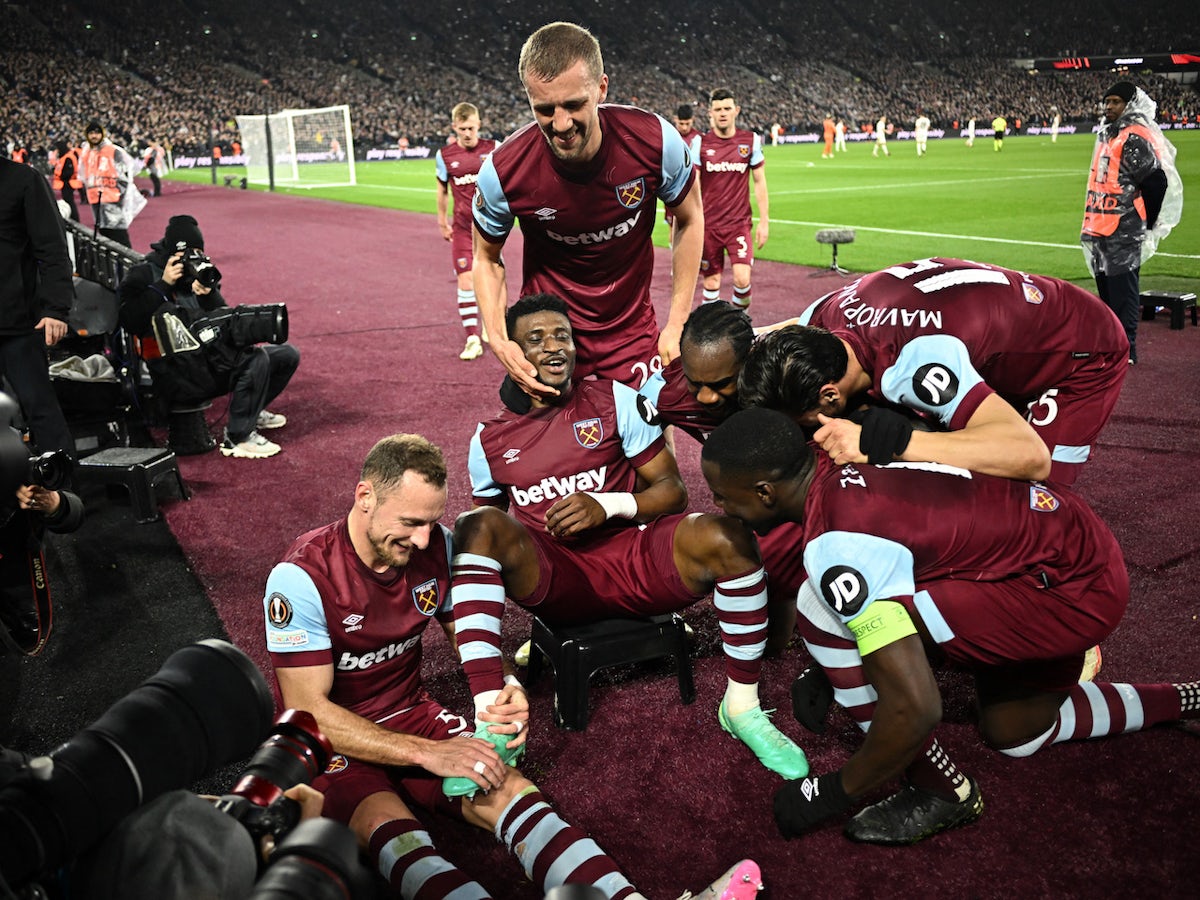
[412, 578, 440, 616]
[738, 144, 751, 158]
[1029, 485, 1060, 512]
[325, 754, 349, 774]
[1022, 283, 1045, 305]
[573, 417, 603, 448]
[616, 178, 645, 209]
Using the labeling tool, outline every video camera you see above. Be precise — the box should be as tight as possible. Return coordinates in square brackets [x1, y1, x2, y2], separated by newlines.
[0, 640, 370, 899]
[179, 247, 222, 288]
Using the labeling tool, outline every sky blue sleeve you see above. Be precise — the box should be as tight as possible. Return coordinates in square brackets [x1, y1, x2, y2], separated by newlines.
[434, 149, 447, 183]
[471, 157, 513, 239]
[639, 369, 666, 406]
[878, 334, 986, 427]
[467, 422, 504, 502]
[658, 117, 695, 205]
[613, 381, 664, 459]
[264, 561, 331, 655]
[750, 132, 765, 166]
[803, 530, 916, 623]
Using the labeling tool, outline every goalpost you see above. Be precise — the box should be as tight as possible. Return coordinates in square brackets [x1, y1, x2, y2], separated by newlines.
[236, 104, 356, 189]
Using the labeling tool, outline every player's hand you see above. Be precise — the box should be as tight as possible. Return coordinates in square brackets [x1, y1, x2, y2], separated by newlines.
[35, 317, 67, 346]
[658, 321, 683, 366]
[439, 221, 452, 241]
[813, 413, 867, 465]
[162, 251, 185, 286]
[192, 281, 212, 296]
[478, 682, 530, 751]
[756, 220, 769, 249]
[419, 733, 508, 792]
[544, 493, 606, 538]
[493, 338, 557, 400]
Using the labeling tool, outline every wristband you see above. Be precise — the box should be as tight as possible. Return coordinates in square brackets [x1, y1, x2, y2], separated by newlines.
[504, 674, 523, 690]
[773, 771, 853, 838]
[853, 407, 915, 465]
[584, 491, 638, 520]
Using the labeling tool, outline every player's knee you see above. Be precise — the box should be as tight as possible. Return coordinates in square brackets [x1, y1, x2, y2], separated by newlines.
[453, 506, 518, 554]
[684, 514, 760, 574]
[349, 791, 417, 845]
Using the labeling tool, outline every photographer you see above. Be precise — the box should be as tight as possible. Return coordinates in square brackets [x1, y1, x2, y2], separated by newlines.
[118, 215, 300, 459]
[0, 396, 83, 655]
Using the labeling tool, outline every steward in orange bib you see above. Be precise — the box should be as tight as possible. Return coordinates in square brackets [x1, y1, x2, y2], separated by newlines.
[1079, 82, 1182, 364]
[77, 119, 144, 247]
[51, 141, 84, 221]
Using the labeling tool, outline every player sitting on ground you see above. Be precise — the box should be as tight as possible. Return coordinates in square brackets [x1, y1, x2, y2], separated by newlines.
[448, 293, 809, 785]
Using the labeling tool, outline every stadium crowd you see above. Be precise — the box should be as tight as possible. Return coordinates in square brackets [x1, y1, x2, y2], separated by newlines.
[1, 0, 1195, 163]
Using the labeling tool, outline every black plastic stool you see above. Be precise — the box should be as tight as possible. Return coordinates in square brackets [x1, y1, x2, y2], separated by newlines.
[526, 613, 695, 730]
[1139, 290, 1198, 330]
[77, 447, 189, 522]
[168, 401, 216, 455]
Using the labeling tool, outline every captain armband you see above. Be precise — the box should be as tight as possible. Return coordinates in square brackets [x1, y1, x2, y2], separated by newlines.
[847, 600, 918, 656]
[584, 491, 638, 520]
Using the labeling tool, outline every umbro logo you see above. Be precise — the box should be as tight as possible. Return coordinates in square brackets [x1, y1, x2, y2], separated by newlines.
[534, 207, 557, 220]
[450, 161, 460, 168]
[503, 448, 521, 464]
[343, 613, 365, 633]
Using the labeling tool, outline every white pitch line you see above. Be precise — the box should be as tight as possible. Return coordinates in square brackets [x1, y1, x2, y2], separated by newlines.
[772, 172, 1079, 195]
[772, 219, 1200, 259]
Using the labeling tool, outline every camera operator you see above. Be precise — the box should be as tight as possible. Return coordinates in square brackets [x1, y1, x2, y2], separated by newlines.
[1, 395, 82, 655]
[118, 215, 300, 459]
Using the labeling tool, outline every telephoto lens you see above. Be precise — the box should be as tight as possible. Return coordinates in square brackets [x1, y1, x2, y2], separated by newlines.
[213, 709, 333, 846]
[0, 639, 274, 890]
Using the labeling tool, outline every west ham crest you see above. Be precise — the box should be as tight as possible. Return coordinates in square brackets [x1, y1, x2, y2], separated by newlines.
[412, 578, 440, 616]
[1022, 283, 1045, 305]
[573, 417, 604, 448]
[1029, 485, 1060, 512]
[738, 144, 750, 158]
[616, 178, 645, 209]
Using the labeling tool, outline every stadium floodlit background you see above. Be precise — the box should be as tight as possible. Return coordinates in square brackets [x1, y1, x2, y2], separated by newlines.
[168, 132, 1200, 287]
[3, 0, 1196, 286]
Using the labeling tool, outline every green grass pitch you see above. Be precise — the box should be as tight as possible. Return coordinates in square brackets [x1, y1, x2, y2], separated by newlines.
[169, 130, 1197, 289]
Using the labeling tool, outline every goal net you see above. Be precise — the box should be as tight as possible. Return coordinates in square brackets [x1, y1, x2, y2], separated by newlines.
[236, 104, 356, 189]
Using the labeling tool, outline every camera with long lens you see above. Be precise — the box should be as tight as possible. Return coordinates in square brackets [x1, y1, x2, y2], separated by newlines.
[192, 303, 289, 351]
[0, 639, 274, 892]
[0, 640, 372, 899]
[180, 247, 222, 288]
[214, 708, 332, 849]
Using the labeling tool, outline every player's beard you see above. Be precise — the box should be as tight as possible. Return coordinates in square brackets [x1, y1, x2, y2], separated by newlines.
[542, 121, 591, 164]
[365, 519, 414, 569]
